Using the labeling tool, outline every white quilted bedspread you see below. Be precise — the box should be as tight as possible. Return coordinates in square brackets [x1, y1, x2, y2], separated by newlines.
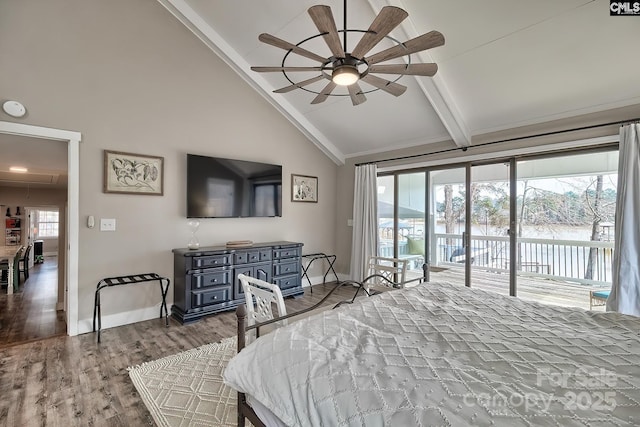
[224, 283, 640, 426]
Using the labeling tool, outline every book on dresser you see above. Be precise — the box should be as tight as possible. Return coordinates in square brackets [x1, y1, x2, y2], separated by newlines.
[171, 241, 303, 324]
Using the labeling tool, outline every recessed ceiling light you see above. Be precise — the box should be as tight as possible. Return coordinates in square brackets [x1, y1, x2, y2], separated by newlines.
[9, 166, 28, 173]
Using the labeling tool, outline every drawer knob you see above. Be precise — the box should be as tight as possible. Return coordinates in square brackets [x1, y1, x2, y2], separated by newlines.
[211, 278, 217, 283]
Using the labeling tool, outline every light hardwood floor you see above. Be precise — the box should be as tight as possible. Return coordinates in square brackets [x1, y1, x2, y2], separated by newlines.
[0, 282, 363, 426]
[0, 257, 66, 348]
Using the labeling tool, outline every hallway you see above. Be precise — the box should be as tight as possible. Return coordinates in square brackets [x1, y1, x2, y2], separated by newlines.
[0, 256, 66, 348]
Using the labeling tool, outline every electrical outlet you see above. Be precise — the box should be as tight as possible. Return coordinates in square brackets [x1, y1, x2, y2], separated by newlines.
[100, 218, 116, 231]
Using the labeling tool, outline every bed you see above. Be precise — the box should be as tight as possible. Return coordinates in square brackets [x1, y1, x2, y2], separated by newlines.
[224, 282, 640, 426]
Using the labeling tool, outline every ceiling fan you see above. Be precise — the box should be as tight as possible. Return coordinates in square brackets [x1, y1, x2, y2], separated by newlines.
[251, 0, 444, 106]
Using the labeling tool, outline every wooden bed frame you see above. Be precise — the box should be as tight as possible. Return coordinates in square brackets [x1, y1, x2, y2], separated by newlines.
[234, 265, 428, 427]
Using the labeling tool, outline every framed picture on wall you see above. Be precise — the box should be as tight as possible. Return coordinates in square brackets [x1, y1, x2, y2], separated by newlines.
[291, 174, 318, 203]
[103, 150, 164, 195]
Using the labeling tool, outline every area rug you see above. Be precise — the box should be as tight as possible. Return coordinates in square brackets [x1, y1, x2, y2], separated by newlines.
[128, 336, 247, 427]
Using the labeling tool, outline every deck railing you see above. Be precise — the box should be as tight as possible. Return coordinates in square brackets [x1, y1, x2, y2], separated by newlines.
[433, 233, 614, 286]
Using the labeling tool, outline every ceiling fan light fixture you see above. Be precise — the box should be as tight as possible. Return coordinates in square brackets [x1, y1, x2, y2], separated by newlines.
[253, 3, 444, 105]
[332, 65, 359, 86]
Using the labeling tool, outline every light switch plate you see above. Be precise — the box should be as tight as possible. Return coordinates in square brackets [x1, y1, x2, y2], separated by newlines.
[100, 218, 116, 231]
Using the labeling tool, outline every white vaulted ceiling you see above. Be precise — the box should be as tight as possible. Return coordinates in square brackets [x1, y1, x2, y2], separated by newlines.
[159, 0, 640, 164]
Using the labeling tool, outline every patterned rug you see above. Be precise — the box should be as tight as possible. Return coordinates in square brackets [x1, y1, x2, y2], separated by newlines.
[128, 336, 244, 427]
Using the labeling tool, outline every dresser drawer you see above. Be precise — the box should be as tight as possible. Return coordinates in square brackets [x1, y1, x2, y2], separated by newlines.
[191, 254, 230, 270]
[191, 286, 231, 307]
[259, 249, 272, 262]
[235, 249, 272, 264]
[234, 251, 260, 264]
[191, 270, 231, 289]
[273, 246, 301, 259]
[274, 274, 300, 290]
[274, 260, 299, 276]
[234, 251, 248, 264]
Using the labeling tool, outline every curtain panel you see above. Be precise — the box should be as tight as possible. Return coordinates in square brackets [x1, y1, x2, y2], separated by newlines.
[350, 164, 378, 280]
[607, 123, 640, 316]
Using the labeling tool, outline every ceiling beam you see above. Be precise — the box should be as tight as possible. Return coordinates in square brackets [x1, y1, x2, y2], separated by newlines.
[157, 0, 346, 165]
[364, 0, 471, 147]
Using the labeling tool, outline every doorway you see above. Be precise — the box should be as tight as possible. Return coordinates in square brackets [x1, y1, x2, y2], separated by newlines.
[0, 121, 80, 337]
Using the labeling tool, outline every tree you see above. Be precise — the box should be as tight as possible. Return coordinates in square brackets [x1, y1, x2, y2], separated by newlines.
[585, 175, 603, 280]
[444, 184, 455, 234]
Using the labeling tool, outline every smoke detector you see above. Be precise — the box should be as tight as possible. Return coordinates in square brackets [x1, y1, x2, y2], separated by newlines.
[2, 100, 27, 118]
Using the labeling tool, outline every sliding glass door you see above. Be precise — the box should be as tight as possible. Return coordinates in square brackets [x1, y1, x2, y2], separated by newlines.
[469, 163, 512, 296]
[515, 150, 618, 309]
[377, 147, 617, 309]
[377, 173, 426, 283]
[377, 175, 395, 259]
[397, 173, 426, 280]
[427, 167, 466, 284]
[426, 162, 513, 294]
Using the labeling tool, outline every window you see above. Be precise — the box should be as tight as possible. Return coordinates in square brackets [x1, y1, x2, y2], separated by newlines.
[36, 210, 59, 238]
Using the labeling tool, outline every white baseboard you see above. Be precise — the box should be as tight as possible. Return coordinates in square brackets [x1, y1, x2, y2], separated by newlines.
[77, 304, 170, 335]
[43, 251, 57, 257]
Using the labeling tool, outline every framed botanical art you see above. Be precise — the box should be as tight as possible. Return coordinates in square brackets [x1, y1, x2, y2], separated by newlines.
[103, 150, 164, 195]
[291, 174, 318, 203]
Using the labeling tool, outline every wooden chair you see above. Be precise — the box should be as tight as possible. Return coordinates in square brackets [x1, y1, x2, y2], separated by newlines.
[19, 243, 33, 281]
[238, 273, 287, 343]
[0, 246, 24, 292]
[365, 256, 408, 294]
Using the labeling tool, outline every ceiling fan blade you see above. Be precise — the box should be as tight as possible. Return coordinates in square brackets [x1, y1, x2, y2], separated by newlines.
[258, 33, 327, 63]
[366, 31, 444, 65]
[251, 66, 324, 72]
[308, 5, 345, 58]
[360, 74, 406, 97]
[369, 63, 438, 77]
[351, 6, 408, 60]
[274, 75, 326, 93]
[311, 81, 338, 104]
[348, 83, 367, 106]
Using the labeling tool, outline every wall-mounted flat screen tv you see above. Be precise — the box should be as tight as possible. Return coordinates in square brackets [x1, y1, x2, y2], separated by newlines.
[187, 154, 282, 218]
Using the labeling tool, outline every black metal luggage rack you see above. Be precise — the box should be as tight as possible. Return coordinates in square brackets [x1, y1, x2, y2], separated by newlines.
[92, 273, 170, 343]
[301, 253, 340, 293]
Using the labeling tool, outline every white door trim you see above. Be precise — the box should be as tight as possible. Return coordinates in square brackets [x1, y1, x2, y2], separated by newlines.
[0, 121, 81, 336]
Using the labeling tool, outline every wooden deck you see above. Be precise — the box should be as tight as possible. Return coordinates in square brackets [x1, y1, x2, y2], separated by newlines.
[407, 265, 608, 311]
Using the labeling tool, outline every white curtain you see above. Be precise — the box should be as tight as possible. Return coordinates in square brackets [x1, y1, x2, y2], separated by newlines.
[607, 123, 640, 316]
[350, 164, 378, 280]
